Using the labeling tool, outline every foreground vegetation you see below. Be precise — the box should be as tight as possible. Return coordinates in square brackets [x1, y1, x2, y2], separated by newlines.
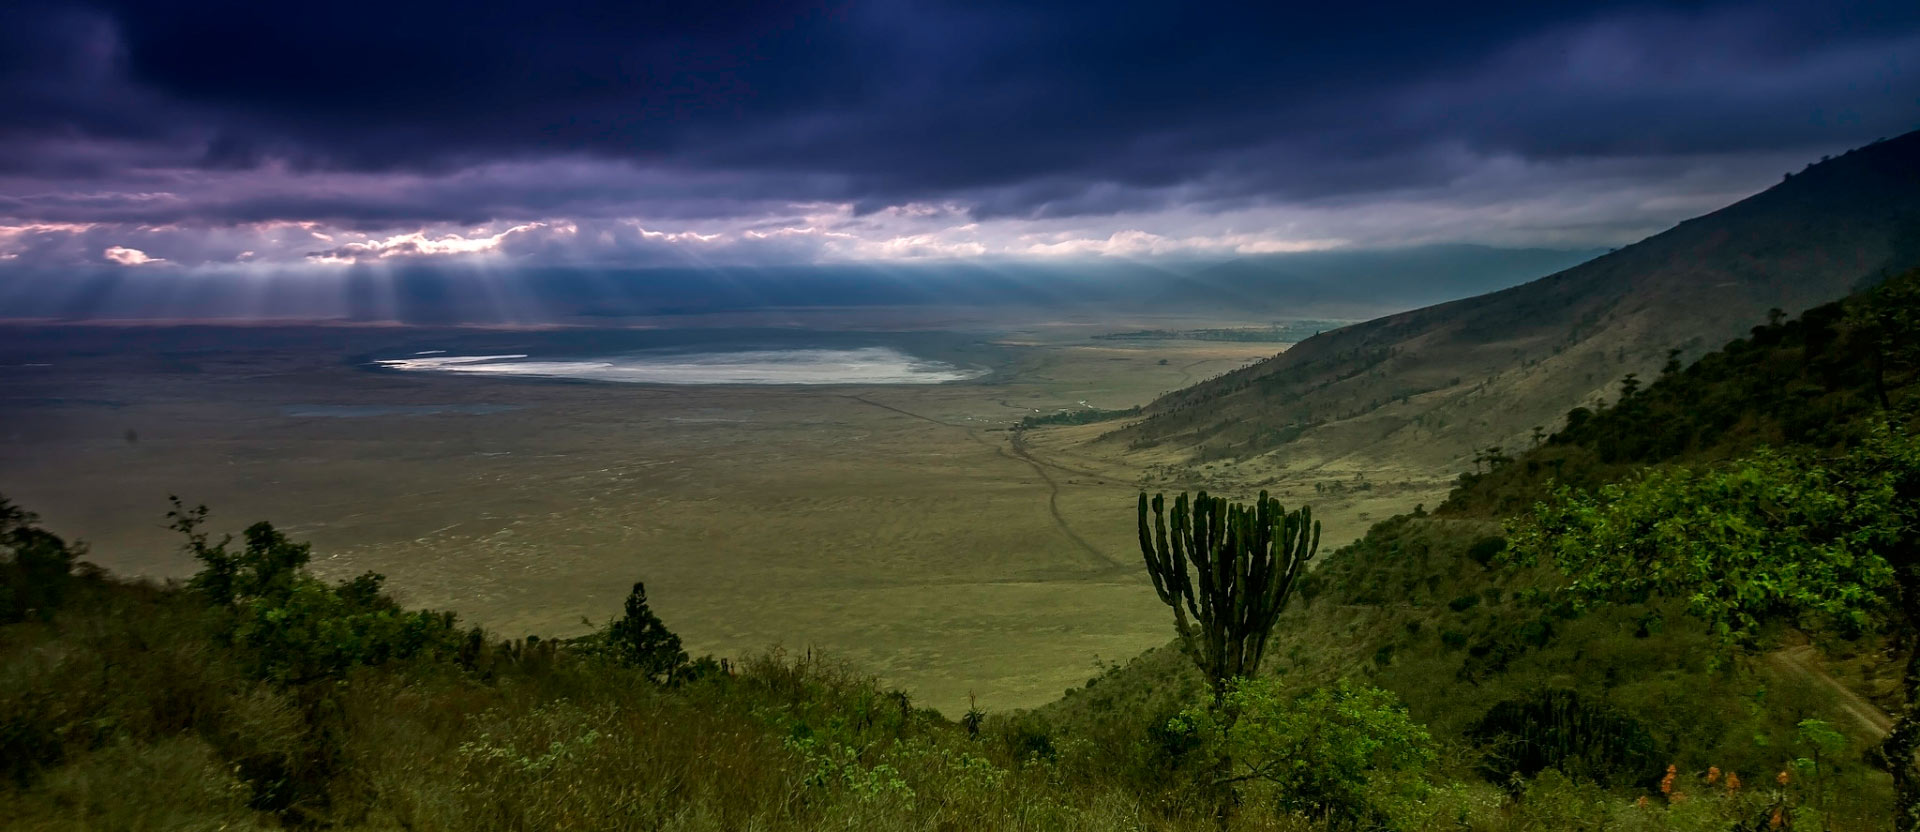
[6, 495, 1866, 830]
[6, 270, 1920, 828]
[3, 501, 1175, 830]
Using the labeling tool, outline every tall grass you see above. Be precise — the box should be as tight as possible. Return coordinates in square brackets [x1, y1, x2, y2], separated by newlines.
[0, 572, 1202, 830]
[0, 503, 1902, 829]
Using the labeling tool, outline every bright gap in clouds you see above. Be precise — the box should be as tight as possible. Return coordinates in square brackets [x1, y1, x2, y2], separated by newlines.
[103, 246, 163, 266]
[16, 145, 1818, 273]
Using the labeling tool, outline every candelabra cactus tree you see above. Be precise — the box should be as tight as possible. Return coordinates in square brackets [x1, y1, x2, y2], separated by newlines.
[1137, 490, 1321, 697]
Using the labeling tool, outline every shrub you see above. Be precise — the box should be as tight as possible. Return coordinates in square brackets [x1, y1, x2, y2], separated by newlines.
[1172, 679, 1444, 829]
[230, 577, 458, 685]
[0, 498, 80, 623]
[1465, 536, 1507, 568]
[170, 500, 310, 608]
[168, 505, 461, 685]
[1469, 688, 1663, 788]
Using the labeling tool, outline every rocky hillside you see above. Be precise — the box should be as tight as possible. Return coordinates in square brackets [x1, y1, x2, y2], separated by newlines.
[1106, 131, 1920, 475]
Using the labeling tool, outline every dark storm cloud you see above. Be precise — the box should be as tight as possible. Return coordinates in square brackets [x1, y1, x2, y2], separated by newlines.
[0, 0, 1916, 230]
[0, 162, 852, 228]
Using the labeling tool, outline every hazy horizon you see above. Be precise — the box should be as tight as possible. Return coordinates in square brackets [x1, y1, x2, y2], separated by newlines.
[0, 243, 1608, 327]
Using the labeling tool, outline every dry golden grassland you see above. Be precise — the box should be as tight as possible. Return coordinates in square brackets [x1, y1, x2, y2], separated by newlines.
[1, 325, 1334, 713]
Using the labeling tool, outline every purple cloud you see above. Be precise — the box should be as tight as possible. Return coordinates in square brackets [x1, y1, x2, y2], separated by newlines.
[0, 0, 1913, 271]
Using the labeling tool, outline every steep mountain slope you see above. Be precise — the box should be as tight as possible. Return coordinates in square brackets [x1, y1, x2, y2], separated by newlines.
[1139, 245, 1607, 319]
[1441, 266, 1920, 517]
[1106, 131, 1920, 475]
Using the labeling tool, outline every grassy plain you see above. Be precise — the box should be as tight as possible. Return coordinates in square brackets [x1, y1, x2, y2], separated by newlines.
[0, 322, 1322, 713]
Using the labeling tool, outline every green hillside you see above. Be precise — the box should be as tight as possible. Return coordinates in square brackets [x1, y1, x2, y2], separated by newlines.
[1443, 266, 1920, 516]
[1040, 269, 1920, 828]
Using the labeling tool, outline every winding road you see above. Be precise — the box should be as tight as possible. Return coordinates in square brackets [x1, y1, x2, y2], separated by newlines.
[839, 394, 1128, 574]
[1764, 644, 1893, 737]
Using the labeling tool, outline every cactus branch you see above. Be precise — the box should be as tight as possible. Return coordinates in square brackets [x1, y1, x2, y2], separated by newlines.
[1137, 490, 1320, 696]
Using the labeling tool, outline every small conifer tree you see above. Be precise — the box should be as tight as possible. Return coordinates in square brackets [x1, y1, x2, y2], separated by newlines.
[607, 581, 688, 683]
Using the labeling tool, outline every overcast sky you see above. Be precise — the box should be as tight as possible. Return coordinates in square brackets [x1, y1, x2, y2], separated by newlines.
[1, 0, 1916, 273]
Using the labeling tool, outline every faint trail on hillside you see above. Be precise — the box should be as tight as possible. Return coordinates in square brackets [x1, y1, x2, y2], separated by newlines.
[842, 394, 960, 429]
[1005, 432, 1129, 574]
[1765, 645, 1893, 737]
[1009, 429, 1114, 480]
[839, 394, 1127, 575]
[1174, 357, 1210, 388]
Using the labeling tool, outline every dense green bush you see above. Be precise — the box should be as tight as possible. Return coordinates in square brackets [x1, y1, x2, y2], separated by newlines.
[1470, 688, 1663, 788]
[0, 498, 79, 624]
[168, 502, 464, 688]
[1171, 679, 1446, 829]
[1464, 536, 1507, 568]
